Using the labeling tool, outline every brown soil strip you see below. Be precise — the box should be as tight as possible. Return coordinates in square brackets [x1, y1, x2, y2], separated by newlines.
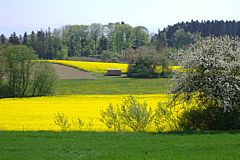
[51, 63, 96, 79]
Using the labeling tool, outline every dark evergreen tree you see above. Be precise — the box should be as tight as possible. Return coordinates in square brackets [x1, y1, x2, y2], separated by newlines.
[0, 34, 7, 45]
[19, 34, 23, 45]
[162, 20, 240, 48]
[36, 30, 48, 59]
[29, 31, 37, 51]
[9, 32, 20, 45]
[97, 34, 108, 54]
[22, 32, 28, 46]
[151, 29, 167, 53]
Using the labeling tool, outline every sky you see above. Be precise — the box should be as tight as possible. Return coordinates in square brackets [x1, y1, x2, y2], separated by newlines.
[0, 0, 239, 36]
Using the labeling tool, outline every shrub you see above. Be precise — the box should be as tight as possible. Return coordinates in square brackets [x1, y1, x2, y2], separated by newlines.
[100, 51, 125, 62]
[100, 96, 154, 132]
[54, 113, 71, 131]
[119, 96, 154, 132]
[72, 117, 85, 130]
[154, 102, 170, 132]
[179, 100, 240, 130]
[126, 46, 160, 78]
[127, 57, 159, 78]
[154, 101, 184, 132]
[31, 62, 57, 96]
[100, 104, 122, 132]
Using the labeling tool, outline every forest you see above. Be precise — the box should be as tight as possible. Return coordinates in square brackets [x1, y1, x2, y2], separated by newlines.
[0, 20, 240, 60]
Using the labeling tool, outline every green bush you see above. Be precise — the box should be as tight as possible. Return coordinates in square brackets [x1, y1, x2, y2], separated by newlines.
[179, 102, 240, 130]
[72, 117, 85, 130]
[154, 102, 170, 132]
[119, 96, 154, 132]
[54, 113, 85, 131]
[54, 113, 71, 131]
[100, 104, 122, 132]
[31, 62, 57, 96]
[100, 96, 154, 132]
[100, 51, 125, 62]
[0, 45, 57, 97]
[126, 46, 163, 78]
[127, 58, 159, 78]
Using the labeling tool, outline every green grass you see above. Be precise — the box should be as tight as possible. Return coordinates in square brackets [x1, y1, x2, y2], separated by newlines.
[55, 76, 171, 95]
[0, 131, 239, 160]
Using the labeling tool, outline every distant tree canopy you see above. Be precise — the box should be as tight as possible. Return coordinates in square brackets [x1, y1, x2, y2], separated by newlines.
[162, 20, 240, 47]
[1, 20, 240, 60]
[0, 23, 149, 60]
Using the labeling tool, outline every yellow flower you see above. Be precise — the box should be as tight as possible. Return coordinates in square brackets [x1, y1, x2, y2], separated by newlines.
[0, 94, 169, 131]
[47, 60, 128, 73]
[45, 60, 181, 74]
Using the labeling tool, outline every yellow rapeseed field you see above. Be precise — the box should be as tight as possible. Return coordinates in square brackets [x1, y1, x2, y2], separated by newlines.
[47, 60, 128, 73]
[0, 94, 170, 131]
[46, 60, 181, 74]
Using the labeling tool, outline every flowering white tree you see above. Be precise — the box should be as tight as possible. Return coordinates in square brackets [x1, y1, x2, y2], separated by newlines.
[172, 36, 240, 129]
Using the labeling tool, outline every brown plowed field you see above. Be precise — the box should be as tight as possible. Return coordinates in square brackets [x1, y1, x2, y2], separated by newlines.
[51, 63, 96, 79]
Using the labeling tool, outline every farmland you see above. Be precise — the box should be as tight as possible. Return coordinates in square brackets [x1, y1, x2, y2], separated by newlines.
[1, 0, 240, 157]
[0, 131, 239, 160]
[0, 59, 176, 132]
[0, 60, 174, 132]
[47, 60, 129, 73]
[0, 59, 239, 159]
[0, 94, 169, 131]
[47, 60, 181, 74]
[55, 78, 171, 95]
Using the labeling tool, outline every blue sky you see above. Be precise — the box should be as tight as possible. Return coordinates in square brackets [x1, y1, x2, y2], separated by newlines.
[0, 0, 239, 36]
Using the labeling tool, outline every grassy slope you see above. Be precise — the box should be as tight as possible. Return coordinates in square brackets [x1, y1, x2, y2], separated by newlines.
[0, 131, 239, 160]
[55, 76, 171, 95]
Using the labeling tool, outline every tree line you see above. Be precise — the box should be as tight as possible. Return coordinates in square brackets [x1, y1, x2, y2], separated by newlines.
[162, 20, 240, 47]
[0, 20, 239, 60]
[0, 22, 149, 59]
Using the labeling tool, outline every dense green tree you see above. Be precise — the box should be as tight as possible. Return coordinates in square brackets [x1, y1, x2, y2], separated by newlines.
[97, 34, 108, 54]
[64, 25, 90, 56]
[157, 48, 173, 77]
[78, 25, 91, 56]
[0, 45, 57, 97]
[0, 46, 5, 86]
[172, 29, 194, 49]
[29, 31, 37, 50]
[2, 45, 37, 97]
[114, 24, 125, 53]
[36, 30, 48, 59]
[105, 23, 116, 52]
[51, 29, 67, 59]
[126, 46, 159, 78]
[151, 29, 167, 52]
[90, 23, 103, 54]
[132, 26, 149, 49]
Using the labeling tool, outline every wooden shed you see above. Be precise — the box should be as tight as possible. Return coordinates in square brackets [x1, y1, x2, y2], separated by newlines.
[106, 69, 121, 76]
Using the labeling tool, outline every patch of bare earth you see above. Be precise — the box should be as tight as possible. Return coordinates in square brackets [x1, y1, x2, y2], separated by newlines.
[51, 63, 96, 79]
